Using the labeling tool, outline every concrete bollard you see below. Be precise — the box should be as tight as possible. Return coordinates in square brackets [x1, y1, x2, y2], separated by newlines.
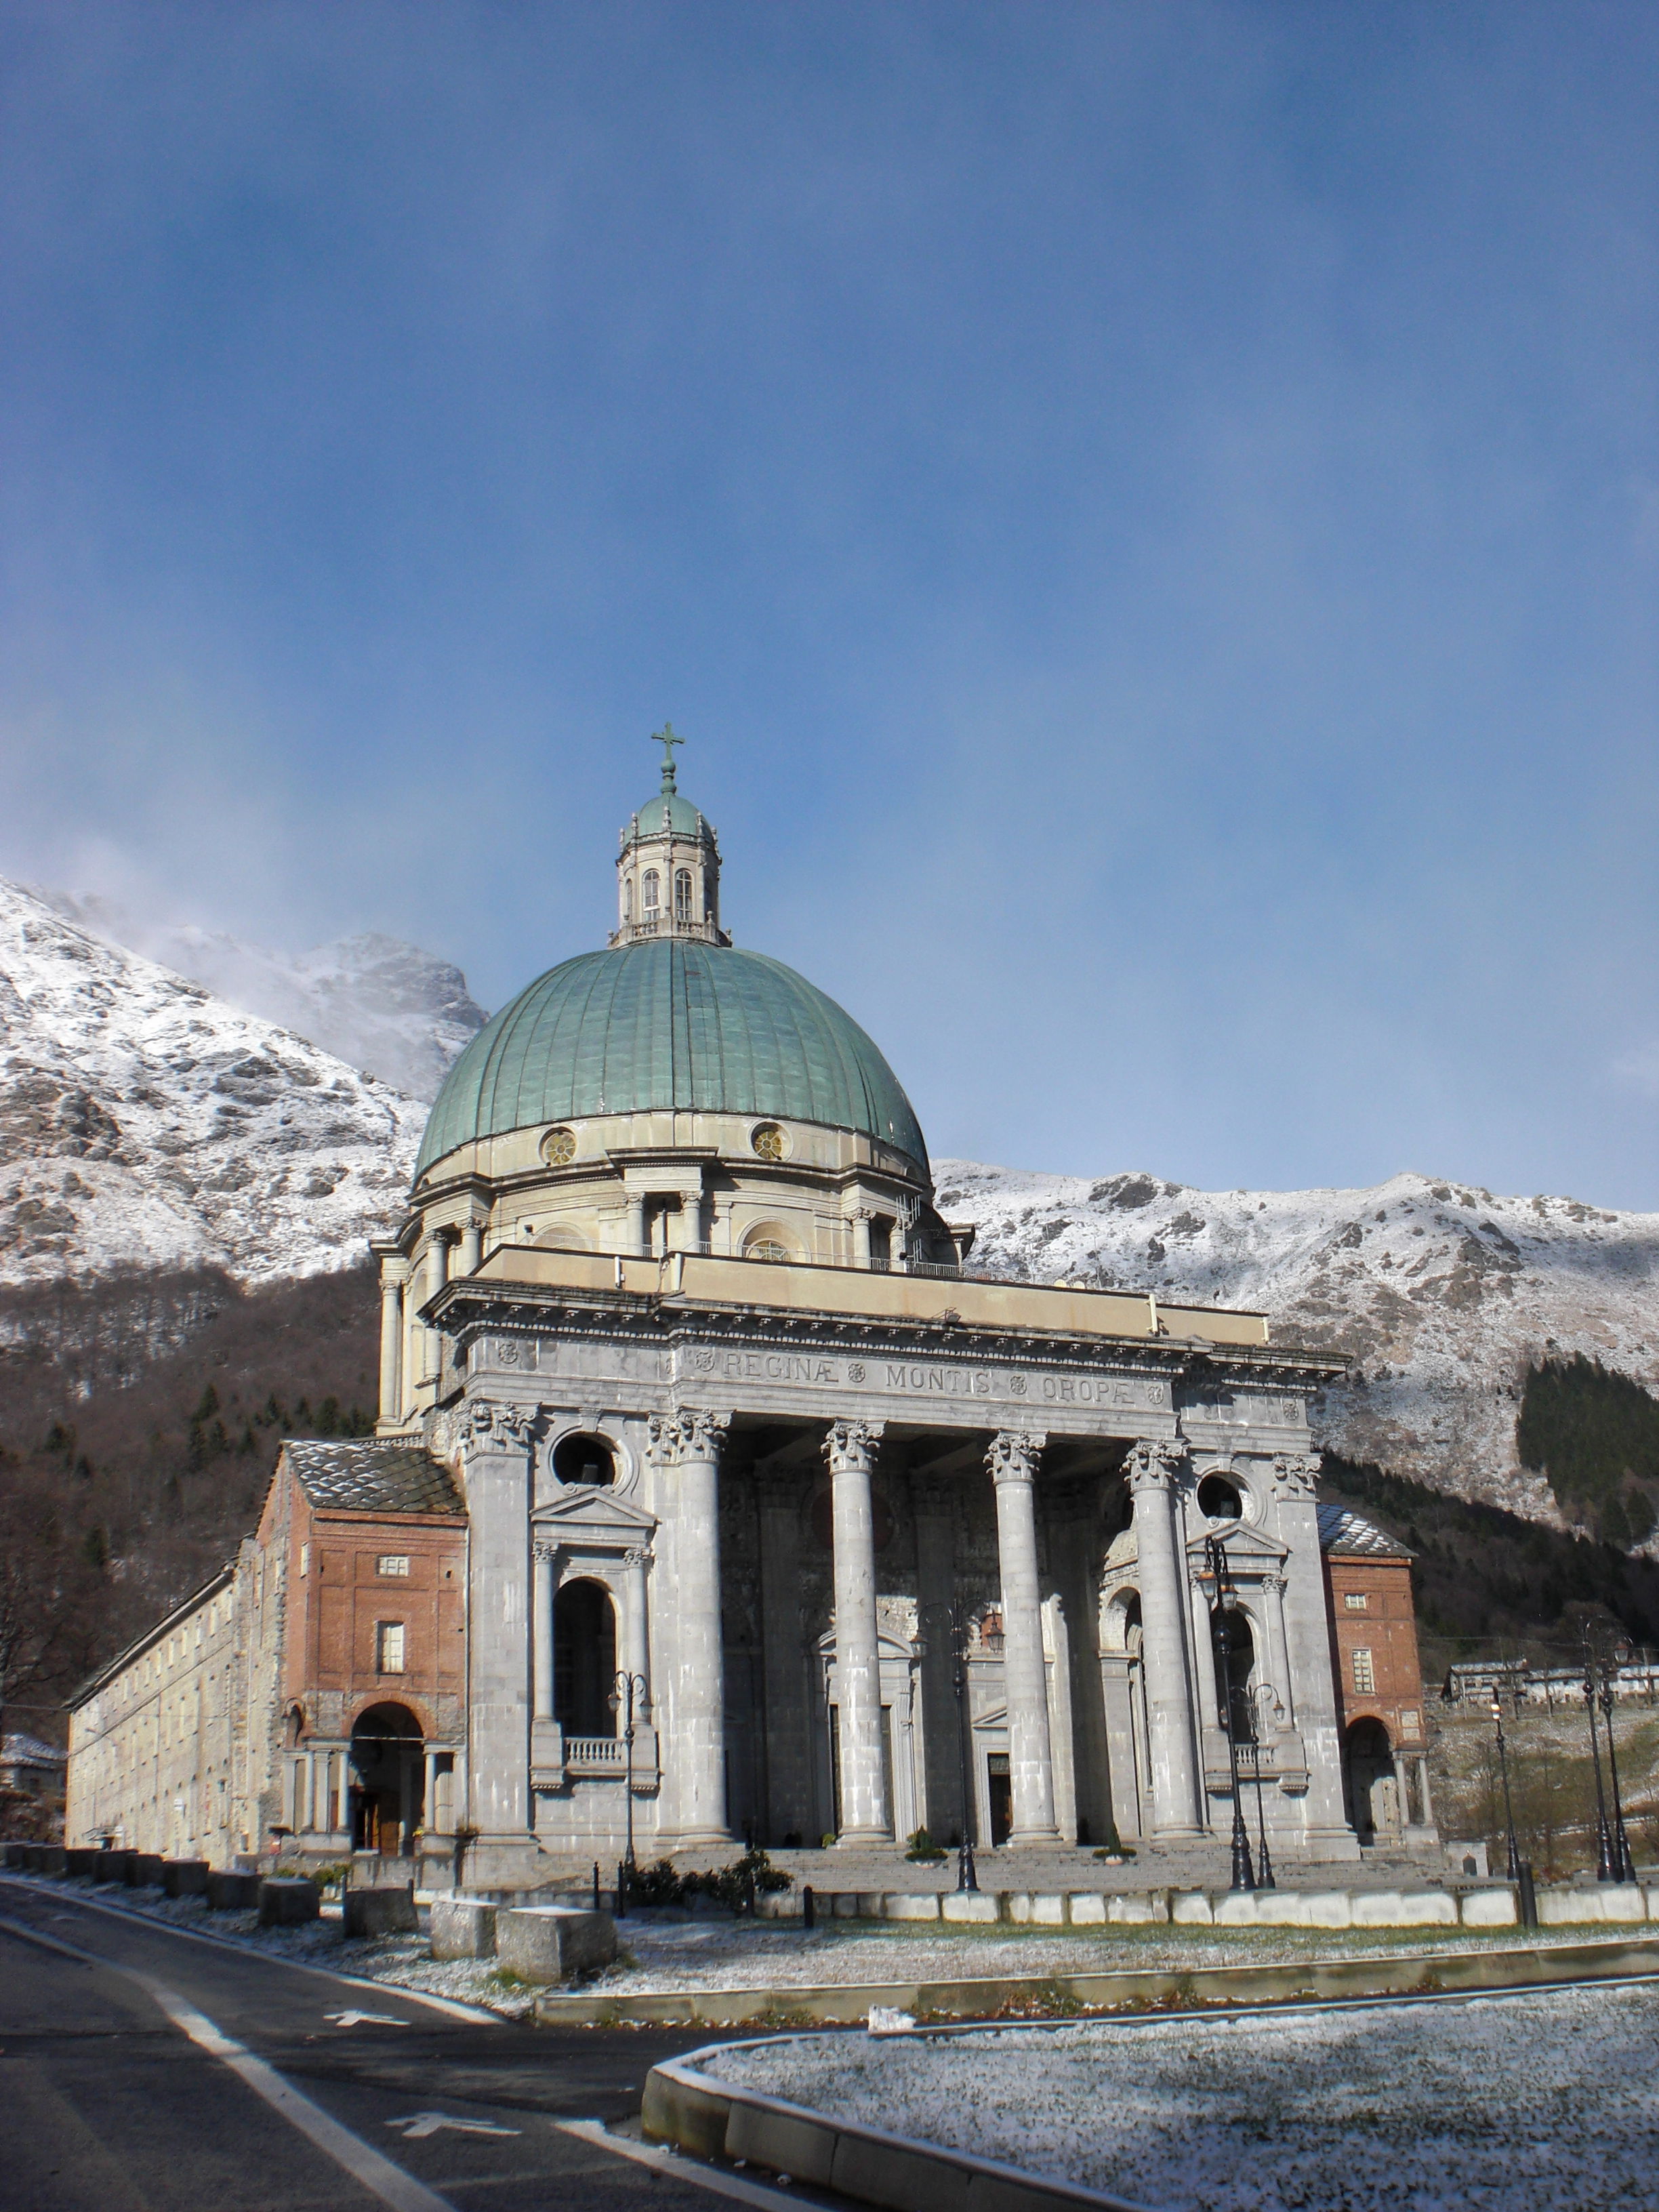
[96, 1851, 135, 1885]
[163, 1860, 211, 1898]
[36, 1845, 67, 1876]
[343, 1885, 419, 1939]
[206, 1870, 264, 1911]
[259, 1877, 321, 1927]
[65, 1847, 105, 1879]
[429, 1898, 497, 1960]
[497, 1906, 617, 1984]
[129, 1854, 166, 1889]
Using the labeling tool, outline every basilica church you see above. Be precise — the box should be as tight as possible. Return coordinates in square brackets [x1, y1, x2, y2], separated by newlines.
[68, 739, 1437, 1877]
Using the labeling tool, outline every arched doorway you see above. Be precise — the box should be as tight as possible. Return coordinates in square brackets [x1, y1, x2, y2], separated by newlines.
[350, 1702, 424, 1856]
[554, 1578, 617, 1738]
[1344, 1716, 1399, 1843]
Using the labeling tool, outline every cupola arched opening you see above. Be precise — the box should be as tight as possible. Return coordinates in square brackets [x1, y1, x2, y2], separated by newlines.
[642, 867, 660, 912]
[674, 867, 693, 921]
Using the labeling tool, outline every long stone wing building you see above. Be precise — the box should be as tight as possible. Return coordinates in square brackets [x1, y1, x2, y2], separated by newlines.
[70, 738, 1408, 1875]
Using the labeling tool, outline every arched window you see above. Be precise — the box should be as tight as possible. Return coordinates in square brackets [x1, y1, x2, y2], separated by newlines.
[623, 878, 633, 922]
[554, 1579, 617, 1736]
[674, 867, 693, 921]
[1211, 1605, 1257, 1742]
[642, 868, 659, 912]
[741, 1222, 797, 1263]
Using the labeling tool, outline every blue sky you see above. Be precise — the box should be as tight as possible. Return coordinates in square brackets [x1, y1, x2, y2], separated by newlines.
[2, 2, 1655, 1206]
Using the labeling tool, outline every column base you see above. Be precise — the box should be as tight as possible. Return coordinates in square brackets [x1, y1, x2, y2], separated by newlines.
[834, 1826, 893, 1847]
[1006, 1828, 1063, 1847]
[660, 1828, 735, 1852]
[1149, 1823, 1208, 1842]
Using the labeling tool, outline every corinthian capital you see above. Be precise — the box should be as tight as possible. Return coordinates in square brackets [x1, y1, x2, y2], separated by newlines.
[986, 1431, 1047, 1484]
[823, 1418, 884, 1473]
[1271, 1452, 1321, 1502]
[1124, 1436, 1186, 1494]
[463, 1397, 535, 1452]
[676, 1408, 731, 1462]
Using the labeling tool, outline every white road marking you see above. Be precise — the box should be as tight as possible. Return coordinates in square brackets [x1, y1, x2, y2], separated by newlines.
[326, 2008, 413, 2027]
[0, 1875, 499, 2024]
[0, 1912, 456, 2212]
[554, 2119, 814, 2211]
[386, 2113, 521, 2139]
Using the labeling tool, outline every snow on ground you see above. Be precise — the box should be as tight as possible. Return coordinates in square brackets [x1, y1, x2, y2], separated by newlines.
[939, 1158, 1659, 1512]
[707, 1985, 1659, 2209]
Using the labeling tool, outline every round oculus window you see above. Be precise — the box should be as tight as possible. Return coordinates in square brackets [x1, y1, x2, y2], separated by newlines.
[540, 1126, 577, 1166]
[751, 1121, 789, 1162]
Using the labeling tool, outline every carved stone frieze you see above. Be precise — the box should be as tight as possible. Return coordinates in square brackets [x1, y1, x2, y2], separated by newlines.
[464, 1397, 536, 1452]
[1271, 1452, 1322, 1502]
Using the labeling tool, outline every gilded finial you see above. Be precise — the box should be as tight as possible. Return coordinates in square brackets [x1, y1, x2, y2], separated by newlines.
[652, 722, 683, 791]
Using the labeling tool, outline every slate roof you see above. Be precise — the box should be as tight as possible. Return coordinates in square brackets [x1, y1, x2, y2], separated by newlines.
[1317, 1500, 1412, 1559]
[2, 1733, 65, 1768]
[285, 1440, 465, 1517]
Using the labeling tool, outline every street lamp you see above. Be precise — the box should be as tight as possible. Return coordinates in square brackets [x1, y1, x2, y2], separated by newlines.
[1597, 1646, 1638, 1885]
[1488, 1696, 1522, 1883]
[919, 1601, 979, 1891]
[1204, 1534, 1254, 1894]
[1581, 1631, 1616, 1882]
[608, 1670, 648, 1904]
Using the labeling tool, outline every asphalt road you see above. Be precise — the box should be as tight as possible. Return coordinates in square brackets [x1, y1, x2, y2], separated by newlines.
[0, 1878, 817, 2212]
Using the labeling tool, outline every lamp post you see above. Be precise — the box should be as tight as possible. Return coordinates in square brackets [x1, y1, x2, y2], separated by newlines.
[608, 1670, 648, 1900]
[1204, 1535, 1254, 1894]
[1489, 1696, 1522, 1883]
[1582, 1631, 1616, 1882]
[1598, 1646, 1637, 1885]
[920, 1601, 979, 1891]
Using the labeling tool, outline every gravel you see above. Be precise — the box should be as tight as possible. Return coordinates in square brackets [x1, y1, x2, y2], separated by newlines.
[705, 1984, 1659, 2209]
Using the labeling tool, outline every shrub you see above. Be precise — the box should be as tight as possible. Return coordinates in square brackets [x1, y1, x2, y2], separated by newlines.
[905, 1826, 946, 1862]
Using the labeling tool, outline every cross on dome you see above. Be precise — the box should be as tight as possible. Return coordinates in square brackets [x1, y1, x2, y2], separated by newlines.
[653, 722, 683, 791]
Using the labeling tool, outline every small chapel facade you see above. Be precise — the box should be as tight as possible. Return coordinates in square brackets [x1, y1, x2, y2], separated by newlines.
[70, 738, 1434, 1877]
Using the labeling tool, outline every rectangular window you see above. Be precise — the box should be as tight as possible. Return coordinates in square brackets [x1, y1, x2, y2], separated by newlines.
[377, 1555, 410, 1578]
[377, 1622, 406, 1674]
[1351, 1647, 1375, 1695]
[1343, 1592, 1368, 1611]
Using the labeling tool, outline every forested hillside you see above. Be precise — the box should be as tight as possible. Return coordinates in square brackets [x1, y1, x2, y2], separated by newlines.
[1517, 1353, 1659, 1546]
[0, 1265, 378, 1746]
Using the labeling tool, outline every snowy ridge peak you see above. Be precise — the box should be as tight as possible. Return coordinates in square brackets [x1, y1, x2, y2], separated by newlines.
[0, 877, 424, 1283]
[33, 889, 486, 1101]
[938, 1159, 1659, 1516]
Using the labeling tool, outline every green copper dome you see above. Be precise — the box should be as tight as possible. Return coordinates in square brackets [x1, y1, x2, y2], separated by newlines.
[628, 787, 707, 839]
[415, 939, 928, 1180]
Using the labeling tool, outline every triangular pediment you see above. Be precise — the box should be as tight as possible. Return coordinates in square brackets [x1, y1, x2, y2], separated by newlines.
[532, 1486, 657, 1537]
[1185, 1525, 1288, 1569]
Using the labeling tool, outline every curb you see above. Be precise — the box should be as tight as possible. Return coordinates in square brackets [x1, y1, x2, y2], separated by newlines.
[537, 1931, 1659, 2026]
[642, 2046, 1155, 2212]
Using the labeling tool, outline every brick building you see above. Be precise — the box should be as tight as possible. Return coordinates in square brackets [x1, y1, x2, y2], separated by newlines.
[1317, 1502, 1436, 1847]
[66, 1441, 467, 1868]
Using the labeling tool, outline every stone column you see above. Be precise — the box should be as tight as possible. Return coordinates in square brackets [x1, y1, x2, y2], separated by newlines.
[912, 1480, 962, 1842]
[1260, 1571, 1295, 1729]
[334, 1751, 350, 1835]
[848, 1206, 874, 1269]
[424, 1232, 450, 1384]
[375, 1255, 405, 1425]
[459, 1218, 483, 1275]
[423, 1748, 439, 1832]
[824, 1419, 888, 1843]
[1126, 1438, 1206, 1839]
[626, 1191, 649, 1256]
[462, 1398, 537, 1864]
[621, 1547, 651, 1719]
[1271, 1452, 1359, 1856]
[988, 1431, 1060, 1843]
[532, 1546, 556, 1719]
[656, 1411, 733, 1846]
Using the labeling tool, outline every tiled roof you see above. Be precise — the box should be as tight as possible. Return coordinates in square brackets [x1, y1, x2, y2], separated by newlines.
[285, 1440, 464, 1517]
[1317, 1500, 1412, 1559]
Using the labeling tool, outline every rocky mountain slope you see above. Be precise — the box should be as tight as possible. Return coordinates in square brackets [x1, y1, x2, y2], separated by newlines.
[937, 1161, 1659, 1519]
[35, 890, 486, 1100]
[0, 878, 423, 1284]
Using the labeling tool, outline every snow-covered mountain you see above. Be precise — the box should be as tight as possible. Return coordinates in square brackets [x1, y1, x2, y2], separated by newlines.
[34, 890, 486, 1101]
[0, 878, 424, 1284]
[938, 1161, 1659, 1519]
